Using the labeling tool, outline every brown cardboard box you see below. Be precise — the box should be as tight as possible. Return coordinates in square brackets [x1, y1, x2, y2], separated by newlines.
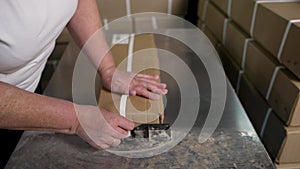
[245, 41, 300, 126]
[131, 0, 168, 14]
[132, 0, 188, 15]
[244, 41, 280, 98]
[269, 69, 300, 126]
[204, 2, 229, 42]
[253, 2, 300, 66]
[97, 0, 188, 20]
[276, 163, 300, 169]
[238, 75, 270, 136]
[170, 0, 189, 15]
[231, 0, 299, 35]
[281, 22, 300, 79]
[231, 0, 258, 35]
[56, 28, 70, 43]
[211, 0, 231, 17]
[202, 25, 219, 48]
[224, 22, 252, 69]
[218, 46, 241, 89]
[96, 0, 127, 21]
[98, 34, 164, 126]
[198, 0, 209, 20]
[262, 111, 300, 163]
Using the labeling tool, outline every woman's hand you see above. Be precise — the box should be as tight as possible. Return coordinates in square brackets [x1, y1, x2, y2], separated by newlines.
[101, 67, 168, 100]
[74, 105, 134, 149]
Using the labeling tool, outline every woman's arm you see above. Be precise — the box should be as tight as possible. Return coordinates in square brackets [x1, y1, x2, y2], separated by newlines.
[0, 81, 77, 133]
[0, 81, 133, 149]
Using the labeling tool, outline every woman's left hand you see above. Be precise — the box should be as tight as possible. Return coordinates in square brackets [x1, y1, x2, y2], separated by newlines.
[101, 67, 168, 100]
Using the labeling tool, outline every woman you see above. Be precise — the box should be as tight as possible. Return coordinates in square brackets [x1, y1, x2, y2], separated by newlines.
[0, 0, 168, 166]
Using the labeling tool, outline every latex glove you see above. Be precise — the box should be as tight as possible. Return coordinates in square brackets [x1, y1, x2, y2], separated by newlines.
[74, 105, 134, 149]
[102, 68, 168, 100]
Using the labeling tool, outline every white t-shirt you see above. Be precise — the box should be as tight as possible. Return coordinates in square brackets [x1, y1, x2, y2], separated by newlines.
[0, 0, 78, 92]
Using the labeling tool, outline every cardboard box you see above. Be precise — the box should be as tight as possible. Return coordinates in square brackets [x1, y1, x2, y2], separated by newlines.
[198, 0, 209, 21]
[131, 0, 169, 14]
[97, 0, 188, 21]
[218, 46, 241, 90]
[204, 2, 229, 42]
[253, 2, 300, 66]
[281, 22, 300, 79]
[224, 22, 252, 69]
[244, 41, 280, 98]
[245, 41, 300, 126]
[96, 0, 127, 21]
[170, 0, 189, 15]
[269, 69, 300, 126]
[231, 0, 260, 35]
[202, 25, 219, 47]
[238, 75, 270, 136]
[211, 0, 231, 17]
[276, 163, 300, 169]
[262, 111, 300, 163]
[231, 1, 300, 35]
[98, 34, 164, 126]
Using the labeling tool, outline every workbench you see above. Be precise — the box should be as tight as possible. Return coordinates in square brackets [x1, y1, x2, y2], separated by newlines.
[5, 16, 275, 169]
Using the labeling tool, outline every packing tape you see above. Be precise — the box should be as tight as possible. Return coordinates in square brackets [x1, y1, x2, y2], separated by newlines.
[222, 18, 230, 45]
[126, 0, 131, 16]
[127, 34, 135, 72]
[236, 70, 244, 94]
[259, 108, 272, 138]
[120, 33, 135, 136]
[265, 66, 284, 100]
[201, 0, 209, 21]
[250, 0, 300, 37]
[277, 19, 300, 61]
[120, 95, 128, 117]
[103, 18, 109, 30]
[241, 38, 253, 69]
[152, 16, 158, 30]
[168, 0, 173, 15]
[227, 0, 232, 17]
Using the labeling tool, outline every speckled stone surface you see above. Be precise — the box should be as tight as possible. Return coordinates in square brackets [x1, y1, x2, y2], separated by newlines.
[6, 128, 274, 169]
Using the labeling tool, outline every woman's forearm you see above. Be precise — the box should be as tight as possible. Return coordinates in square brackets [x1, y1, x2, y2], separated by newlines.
[67, 0, 115, 77]
[0, 82, 78, 134]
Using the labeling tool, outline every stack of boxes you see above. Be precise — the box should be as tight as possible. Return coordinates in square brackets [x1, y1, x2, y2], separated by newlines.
[198, 0, 300, 167]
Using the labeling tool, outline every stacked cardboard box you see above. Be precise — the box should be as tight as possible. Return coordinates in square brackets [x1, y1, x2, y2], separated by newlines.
[96, 0, 188, 22]
[197, 0, 300, 167]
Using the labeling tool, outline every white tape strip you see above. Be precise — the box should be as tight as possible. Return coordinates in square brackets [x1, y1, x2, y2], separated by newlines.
[127, 34, 135, 72]
[104, 18, 109, 30]
[222, 19, 230, 45]
[126, 0, 131, 16]
[250, 2, 260, 37]
[265, 66, 284, 100]
[277, 19, 300, 60]
[241, 38, 253, 69]
[120, 33, 135, 136]
[120, 95, 128, 117]
[201, 0, 209, 21]
[236, 70, 244, 94]
[168, 0, 172, 15]
[227, 0, 232, 17]
[260, 108, 272, 137]
[152, 16, 158, 30]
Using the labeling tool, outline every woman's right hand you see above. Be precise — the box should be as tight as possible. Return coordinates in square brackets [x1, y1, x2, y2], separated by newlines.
[74, 105, 134, 149]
